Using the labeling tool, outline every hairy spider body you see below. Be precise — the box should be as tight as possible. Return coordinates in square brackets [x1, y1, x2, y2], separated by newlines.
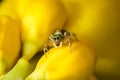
[44, 30, 78, 54]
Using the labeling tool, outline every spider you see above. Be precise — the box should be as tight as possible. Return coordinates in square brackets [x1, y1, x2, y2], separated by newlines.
[43, 29, 78, 54]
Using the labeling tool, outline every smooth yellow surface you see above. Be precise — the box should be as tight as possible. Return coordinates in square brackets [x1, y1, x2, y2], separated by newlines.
[26, 41, 96, 80]
[0, 15, 21, 70]
[20, 0, 67, 60]
[0, 0, 18, 21]
[60, 0, 120, 77]
[16, 0, 30, 19]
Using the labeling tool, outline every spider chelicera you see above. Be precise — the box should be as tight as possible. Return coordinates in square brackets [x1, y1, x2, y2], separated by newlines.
[43, 29, 78, 54]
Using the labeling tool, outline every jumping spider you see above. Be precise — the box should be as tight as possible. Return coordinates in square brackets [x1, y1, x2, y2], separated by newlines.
[44, 29, 78, 54]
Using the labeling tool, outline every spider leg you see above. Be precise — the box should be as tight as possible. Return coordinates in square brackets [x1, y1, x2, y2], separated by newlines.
[60, 41, 62, 48]
[67, 38, 72, 53]
[44, 45, 48, 53]
[43, 46, 47, 58]
[53, 43, 57, 48]
[64, 31, 72, 53]
[49, 35, 58, 48]
[43, 40, 50, 58]
[71, 33, 78, 41]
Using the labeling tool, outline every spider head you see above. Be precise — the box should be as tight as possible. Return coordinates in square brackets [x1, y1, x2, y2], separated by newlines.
[50, 31, 64, 46]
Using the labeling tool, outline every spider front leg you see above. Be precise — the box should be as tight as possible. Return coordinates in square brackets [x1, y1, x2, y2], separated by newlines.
[60, 41, 63, 48]
[67, 38, 72, 53]
[43, 40, 50, 55]
[64, 31, 72, 53]
[43, 44, 48, 54]
[53, 42, 57, 48]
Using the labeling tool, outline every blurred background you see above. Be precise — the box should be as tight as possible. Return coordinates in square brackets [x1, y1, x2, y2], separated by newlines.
[0, 0, 120, 80]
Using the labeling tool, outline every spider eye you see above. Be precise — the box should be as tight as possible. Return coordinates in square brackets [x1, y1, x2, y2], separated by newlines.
[57, 37, 60, 40]
[53, 37, 57, 40]
[54, 35, 61, 41]
[54, 37, 59, 40]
